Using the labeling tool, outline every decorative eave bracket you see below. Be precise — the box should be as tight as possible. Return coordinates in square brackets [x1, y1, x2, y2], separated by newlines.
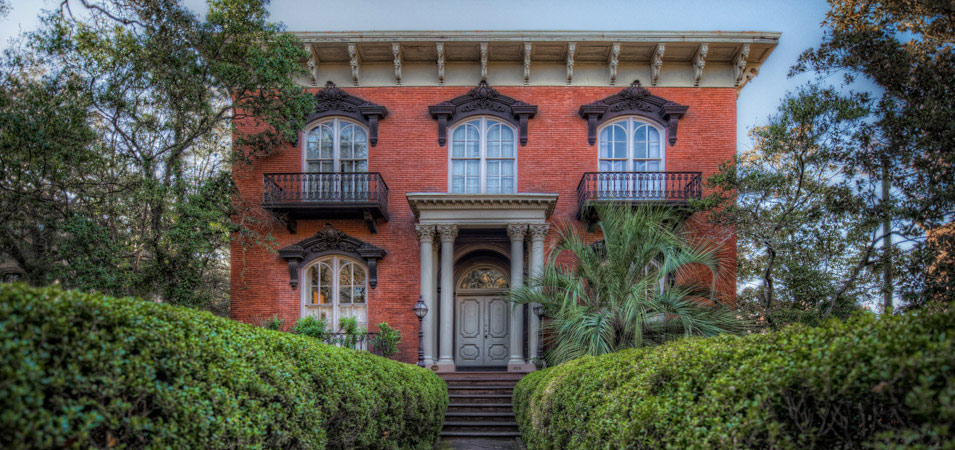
[306, 81, 388, 146]
[278, 223, 386, 290]
[428, 81, 538, 147]
[577, 80, 689, 146]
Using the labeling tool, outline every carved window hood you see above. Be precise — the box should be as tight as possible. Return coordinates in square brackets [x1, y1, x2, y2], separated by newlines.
[578, 80, 689, 146]
[307, 81, 388, 146]
[278, 223, 386, 290]
[428, 81, 538, 147]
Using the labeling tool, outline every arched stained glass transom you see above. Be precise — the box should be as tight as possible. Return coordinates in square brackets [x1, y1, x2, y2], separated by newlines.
[459, 267, 510, 290]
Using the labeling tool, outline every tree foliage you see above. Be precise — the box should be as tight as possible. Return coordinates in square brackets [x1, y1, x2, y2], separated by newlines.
[511, 204, 743, 366]
[0, 0, 313, 311]
[792, 0, 955, 310]
[698, 86, 880, 328]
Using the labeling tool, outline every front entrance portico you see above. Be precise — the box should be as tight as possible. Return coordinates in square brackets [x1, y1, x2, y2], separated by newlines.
[409, 193, 557, 373]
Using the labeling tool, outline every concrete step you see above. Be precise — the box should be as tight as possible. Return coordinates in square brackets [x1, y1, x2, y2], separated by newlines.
[440, 431, 522, 438]
[447, 385, 514, 396]
[442, 421, 519, 433]
[440, 373, 525, 383]
[445, 411, 515, 422]
[449, 394, 513, 404]
[447, 403, 513, 414]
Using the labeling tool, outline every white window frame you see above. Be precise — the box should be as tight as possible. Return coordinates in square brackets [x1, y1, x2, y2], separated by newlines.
[299, 255, 369, 332]
[301, 117, 369, 173]
[596, 117, 666, 172]
[447, 116, 518, 194]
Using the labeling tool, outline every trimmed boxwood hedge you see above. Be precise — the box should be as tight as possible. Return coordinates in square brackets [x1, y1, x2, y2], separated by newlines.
[514, 311, 954, 449]
[0, 284, 447, 449]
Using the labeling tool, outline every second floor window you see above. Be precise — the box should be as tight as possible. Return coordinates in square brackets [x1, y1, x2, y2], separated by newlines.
[599, 118, 664, 172]
[305, 118, 368, 173]
[450, 117, 516, 194]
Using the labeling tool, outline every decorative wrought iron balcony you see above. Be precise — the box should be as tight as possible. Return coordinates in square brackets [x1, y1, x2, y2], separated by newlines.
[576, 171, 702, 220]
[262, 172, 389, 233]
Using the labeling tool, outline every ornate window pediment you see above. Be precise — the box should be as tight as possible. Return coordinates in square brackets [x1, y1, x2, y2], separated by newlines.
[278, 223, 386, 290]
[307, 81, 388, 146]
[429, 81, 538, 147]
[578, 80, 688, 146]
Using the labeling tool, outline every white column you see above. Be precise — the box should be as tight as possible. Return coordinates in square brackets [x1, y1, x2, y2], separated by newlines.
[436, 224, 458, 370]
[415, 224, 436, 366]
[506, 223, 527, 370]
[527, 223, 549, 363]
[431, 239, 440, 368]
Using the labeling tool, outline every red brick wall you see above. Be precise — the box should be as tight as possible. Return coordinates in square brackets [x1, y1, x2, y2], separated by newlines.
[231, 86, 738, 364]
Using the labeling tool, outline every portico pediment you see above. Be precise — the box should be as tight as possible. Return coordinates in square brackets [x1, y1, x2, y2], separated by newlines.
[406, 193, 558, 225]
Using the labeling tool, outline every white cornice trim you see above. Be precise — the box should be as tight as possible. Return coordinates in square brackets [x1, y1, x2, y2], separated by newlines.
[291, 30, 782, 44]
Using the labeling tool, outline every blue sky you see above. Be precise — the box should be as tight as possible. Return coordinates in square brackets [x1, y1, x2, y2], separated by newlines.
[1, 0, 837, 151]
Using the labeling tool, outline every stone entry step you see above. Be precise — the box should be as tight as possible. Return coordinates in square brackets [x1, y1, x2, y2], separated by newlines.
[439, 371, 525, 440]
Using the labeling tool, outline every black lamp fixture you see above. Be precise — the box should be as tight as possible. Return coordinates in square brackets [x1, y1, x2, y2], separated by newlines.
[413, 296, 429, 367]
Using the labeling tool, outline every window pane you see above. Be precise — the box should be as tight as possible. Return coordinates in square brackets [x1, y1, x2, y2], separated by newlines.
[487, 124, 501, 158]
[502, 177, 514, 193]
[648, 126, 659, 143]
[321, 125, 333, 159]
[452, 128, 467, 157]
[599, 129, 611, 158]
[467, 139, 479, 158]
[353, 287, 366, 304]
[487, 177, 500, 193]
[613, 124, 627, 142]
[467, 160, 479, 177]
[452, 160, 465, 176]
[502, 160, 514, 176]
[648, 142, 660, 159]
[340, 125, 354, 159]
[340, 286, 352, 304]
[634, 141, 648, 159]
[487, 160, 500, 177]
[466, 177, 479, 193]
[645, 161, 661, 171]
[599, 160, 613, 171]
[452, 176, 465, 193]
[634, 124, 647, 142]
[501, 127, 515, 157]
[634, 161, 647, 171]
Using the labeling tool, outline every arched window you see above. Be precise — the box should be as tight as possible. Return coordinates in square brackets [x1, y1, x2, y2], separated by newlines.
[598, 118, 664, 172]
[302, 255, 367, 330]
[305, 118, 368, 173]
[459, 267, 510, 290]
[450, 117, 516, 194]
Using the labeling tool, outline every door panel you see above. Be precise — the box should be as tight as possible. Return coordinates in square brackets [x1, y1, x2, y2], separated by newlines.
[455, 296, 510, 367]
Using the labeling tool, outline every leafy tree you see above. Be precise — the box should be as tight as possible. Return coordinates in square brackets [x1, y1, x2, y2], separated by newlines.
[0, 0, 313, 310]
[792, 0, 955, 310]
[699, 85, 883, 328]
[511, 204, 743, 366]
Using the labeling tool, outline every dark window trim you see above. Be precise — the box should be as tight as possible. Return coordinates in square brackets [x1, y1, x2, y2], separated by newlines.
[578, 80, 688, 146]
[278, 223, 386, 290]
[305, 81, 388, 146]
[428, 81, 538, 147]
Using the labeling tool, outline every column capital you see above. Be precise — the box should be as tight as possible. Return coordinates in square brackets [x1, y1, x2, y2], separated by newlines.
[506, 223, 528, 241]
[436, 224, 458, 242]
[415, 224, 436, 243]
[528, 223, 550, 241]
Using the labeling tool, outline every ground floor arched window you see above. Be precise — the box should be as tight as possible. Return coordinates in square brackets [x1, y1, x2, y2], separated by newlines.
[302, 255, 367, 330]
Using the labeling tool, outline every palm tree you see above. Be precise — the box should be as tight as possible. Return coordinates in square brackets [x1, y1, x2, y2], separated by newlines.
[512, 204, 744, 366]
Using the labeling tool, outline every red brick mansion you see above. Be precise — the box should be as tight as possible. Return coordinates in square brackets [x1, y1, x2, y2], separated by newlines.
[231, 31, 780, 370]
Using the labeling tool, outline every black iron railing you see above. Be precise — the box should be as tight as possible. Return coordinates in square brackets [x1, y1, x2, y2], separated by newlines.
[263, 172, 389, 213]
[322, 332, 382, 355]
[577, 171, 702, 211]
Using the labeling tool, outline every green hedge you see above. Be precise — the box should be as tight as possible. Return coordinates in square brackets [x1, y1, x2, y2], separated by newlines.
[514, 311, 954, 449]
[0, 284, 447, 449]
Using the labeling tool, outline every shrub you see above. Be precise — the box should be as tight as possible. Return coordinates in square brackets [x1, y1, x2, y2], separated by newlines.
[0, 284, 447, 449]
[292, 316, 330, 341]
[372, 322, 402, 358]
[260, 314, 284, 330]
[513, 311, 955, 449]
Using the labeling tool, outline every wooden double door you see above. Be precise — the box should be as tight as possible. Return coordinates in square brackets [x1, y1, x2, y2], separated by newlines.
[454, 296, 510, 367]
